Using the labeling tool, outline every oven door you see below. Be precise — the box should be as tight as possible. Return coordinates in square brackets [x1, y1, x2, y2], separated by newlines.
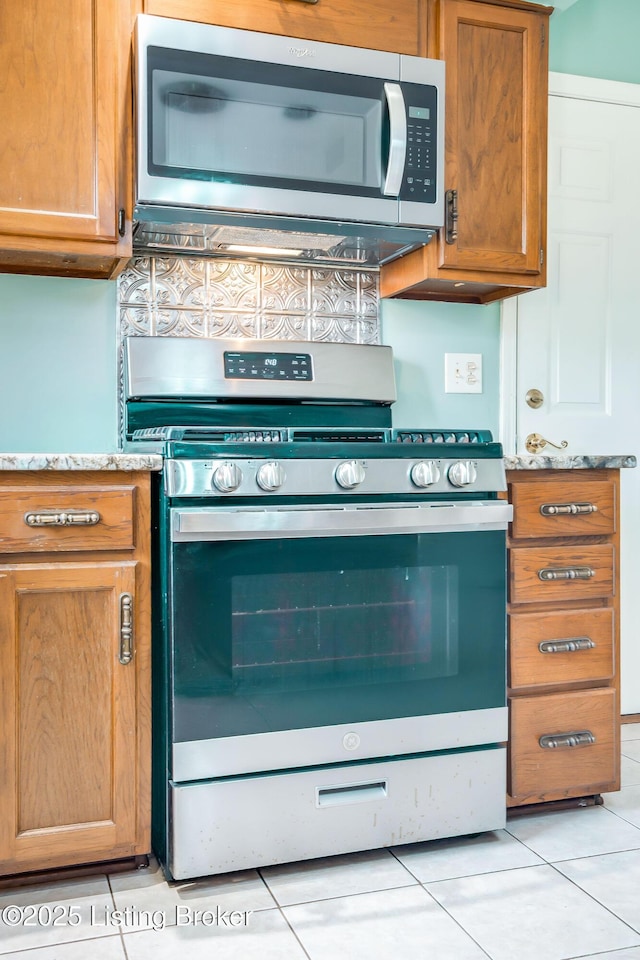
[167, 500, 511, 780]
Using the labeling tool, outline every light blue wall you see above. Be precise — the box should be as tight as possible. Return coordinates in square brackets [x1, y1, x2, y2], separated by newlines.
[549, 0, 640, 84]
[381, 299, 500, 430]
[0, 275, 119, 452]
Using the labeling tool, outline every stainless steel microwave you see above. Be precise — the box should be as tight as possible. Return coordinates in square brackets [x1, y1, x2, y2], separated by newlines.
[134, 15, 445, 265]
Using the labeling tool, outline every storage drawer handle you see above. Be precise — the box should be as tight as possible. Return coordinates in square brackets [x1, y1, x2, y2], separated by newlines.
[539, 637, 596, 654]
[538, 566, 595, 581]
[540, 502, 598, 516]
[24, 510, 101, 527]
[317, 780, 388, 808]
[119, 593, 134, 665]
[539, 731, 596, 750]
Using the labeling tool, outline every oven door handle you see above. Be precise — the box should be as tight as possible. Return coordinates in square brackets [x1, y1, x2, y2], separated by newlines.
[170, 501, 513, 541]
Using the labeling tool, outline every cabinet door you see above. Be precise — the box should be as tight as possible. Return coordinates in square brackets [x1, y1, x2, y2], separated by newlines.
[0, 0, 133, 273]
[380, 0, 550, 303]
[142, 0, 426, 55]
[439, 0, 547, 277]
[0, 561, 143, 874]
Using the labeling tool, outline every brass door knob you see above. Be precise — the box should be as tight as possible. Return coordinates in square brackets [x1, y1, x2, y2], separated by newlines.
[525, 433, 569, 454]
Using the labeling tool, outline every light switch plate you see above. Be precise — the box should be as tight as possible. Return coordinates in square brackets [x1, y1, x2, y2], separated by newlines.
[444, 353, 483, 393]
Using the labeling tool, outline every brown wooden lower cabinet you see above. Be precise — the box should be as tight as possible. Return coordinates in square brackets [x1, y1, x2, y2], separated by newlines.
[506, 468, 621, 808]
[0, 472, 151, 877]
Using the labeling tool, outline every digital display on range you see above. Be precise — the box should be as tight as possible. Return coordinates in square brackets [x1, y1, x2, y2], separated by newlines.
[224, 351, 313, 381]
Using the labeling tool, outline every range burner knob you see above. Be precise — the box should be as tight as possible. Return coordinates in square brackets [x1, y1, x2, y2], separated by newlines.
[256, 461, 286, 492]
[410, 460, 441, 488]
[448, 460, 478, 488]
[335, 460, 366, 489]
[212, 461, 243, 493]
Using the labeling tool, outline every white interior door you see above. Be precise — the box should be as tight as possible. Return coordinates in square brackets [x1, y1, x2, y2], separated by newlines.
[512, 73, 640, 714]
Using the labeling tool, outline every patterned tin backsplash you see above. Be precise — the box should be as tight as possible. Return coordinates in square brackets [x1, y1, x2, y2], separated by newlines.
[118, 257, 380, 344]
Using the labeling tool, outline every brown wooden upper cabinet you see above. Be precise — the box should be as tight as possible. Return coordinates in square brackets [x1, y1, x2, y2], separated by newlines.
[0, 0, 137, 280]
[0, 0, 552, 298]
[142, 0, 428, 56]
[380, 0, 553, 304]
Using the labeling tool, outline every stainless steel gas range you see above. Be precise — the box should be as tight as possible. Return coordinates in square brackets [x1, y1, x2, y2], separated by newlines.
[124, 336, 512, 881]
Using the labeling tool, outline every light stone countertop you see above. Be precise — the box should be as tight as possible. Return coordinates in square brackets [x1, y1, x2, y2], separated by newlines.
[0, 453, 636, 472]
[504, 454, 637, 470]
[0, 453, 163, 471]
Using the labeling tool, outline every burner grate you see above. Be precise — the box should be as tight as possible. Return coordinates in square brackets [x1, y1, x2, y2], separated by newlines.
[393, 429, 492, 445]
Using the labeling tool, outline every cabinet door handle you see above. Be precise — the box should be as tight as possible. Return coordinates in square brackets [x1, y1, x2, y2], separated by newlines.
[119, 593, 134, 664]
[539, 731, 596, 750]
[24, 510, 101, 527]
[538, 566, 595, 581]
[539, 637, 596, 654]
[445, 189, 458, 244]
[540, 502, 598, 516]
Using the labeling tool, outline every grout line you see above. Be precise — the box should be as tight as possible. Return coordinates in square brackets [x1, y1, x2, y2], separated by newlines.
[417, 880, 494, 959]
[547, 859, 640, 945]
[256, 868, 314, 960]
[254, 875, 418, 911]
[0, 930, 125, 957]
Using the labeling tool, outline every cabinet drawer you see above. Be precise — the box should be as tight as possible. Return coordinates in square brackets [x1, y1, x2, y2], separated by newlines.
[509, 545, 614, 604]
[0, 487, 135, 553]
[510, 479, 615, 539]
[509, 608, 614, 690]
[509, 688, 617, 799]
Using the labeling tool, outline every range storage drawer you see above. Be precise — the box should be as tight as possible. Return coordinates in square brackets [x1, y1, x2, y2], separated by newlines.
[509, 544, 614, 604]
[169, 747, 506, 879]
[510, 479, 616, 539]
[509, 688, 618, 799]
[509, 608, 614, 690]
[0, 487, 136, 553]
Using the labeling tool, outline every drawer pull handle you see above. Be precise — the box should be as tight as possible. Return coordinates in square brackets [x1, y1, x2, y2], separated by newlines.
[539, 637, 596, 654]
[538, 566, 594, 581]
[540, 502, 598, 516]
[119, 593, 134, 665]
[539, 731, 596, 750]
[24, 511, 101, 527]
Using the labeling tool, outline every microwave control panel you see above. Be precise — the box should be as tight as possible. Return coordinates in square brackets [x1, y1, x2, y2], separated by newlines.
[400, 83, 438, 203]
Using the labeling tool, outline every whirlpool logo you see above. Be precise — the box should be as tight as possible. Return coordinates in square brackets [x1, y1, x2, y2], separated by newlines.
[289, 46, 315, 58]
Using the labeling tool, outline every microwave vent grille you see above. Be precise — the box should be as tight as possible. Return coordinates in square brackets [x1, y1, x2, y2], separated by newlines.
[211, 226, 346, 252]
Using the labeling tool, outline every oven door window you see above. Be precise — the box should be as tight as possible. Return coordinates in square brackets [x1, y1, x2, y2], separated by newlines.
[170, 531, 506, 742]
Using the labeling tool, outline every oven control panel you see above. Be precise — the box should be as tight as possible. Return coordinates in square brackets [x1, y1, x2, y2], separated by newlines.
[165, 457, 506, 498]
[224, 351, 313, 382]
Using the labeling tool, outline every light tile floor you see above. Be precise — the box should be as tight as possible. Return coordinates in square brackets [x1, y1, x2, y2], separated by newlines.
[3, 725, 640, 960]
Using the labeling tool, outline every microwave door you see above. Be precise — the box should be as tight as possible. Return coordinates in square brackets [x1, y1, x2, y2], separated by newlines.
[140, 43, 402, 226]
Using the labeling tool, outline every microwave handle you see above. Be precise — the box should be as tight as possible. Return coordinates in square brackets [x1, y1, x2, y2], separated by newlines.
[383, 83, 407, 197]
